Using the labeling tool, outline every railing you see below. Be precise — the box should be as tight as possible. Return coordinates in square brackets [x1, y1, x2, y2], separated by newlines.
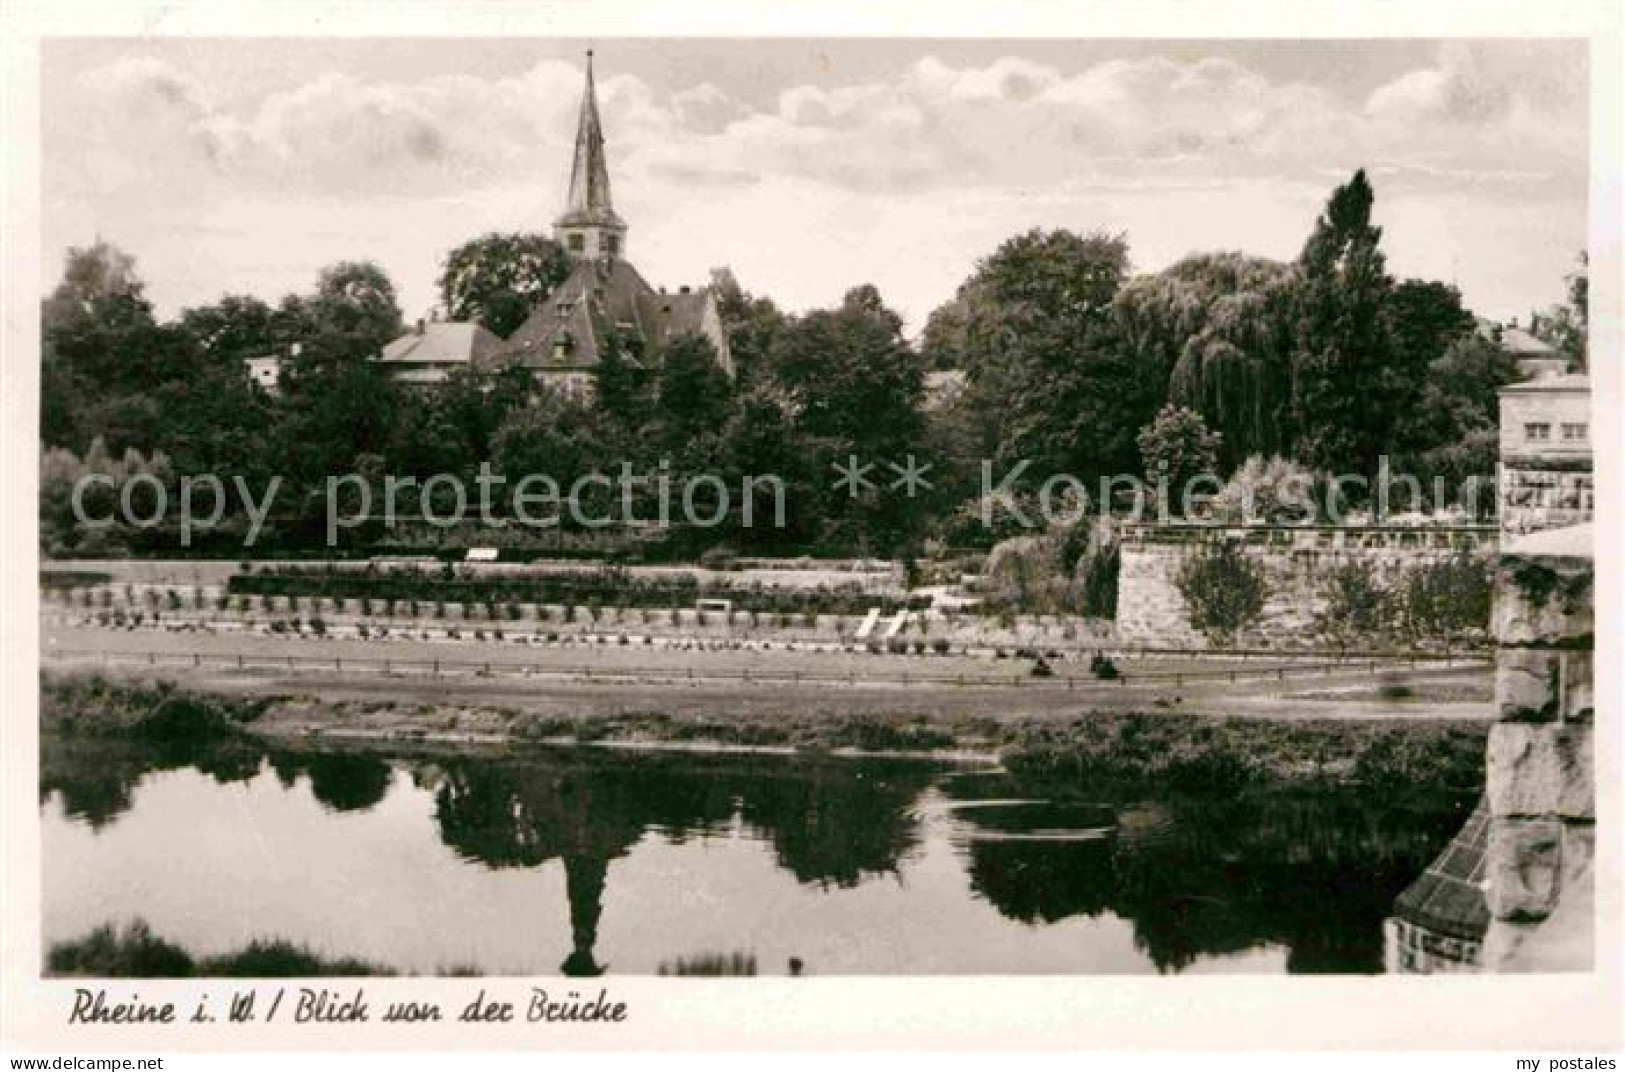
[1117, 522, 1498, 553]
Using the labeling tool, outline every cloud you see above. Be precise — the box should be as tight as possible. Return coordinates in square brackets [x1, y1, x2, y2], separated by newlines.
[68, 43, 1585, 203]
[46, 42, 1588, 331]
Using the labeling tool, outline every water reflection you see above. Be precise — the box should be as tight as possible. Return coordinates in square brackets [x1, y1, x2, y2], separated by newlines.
[40, 734, 1472, 975]
[947, 780, 1471, 973]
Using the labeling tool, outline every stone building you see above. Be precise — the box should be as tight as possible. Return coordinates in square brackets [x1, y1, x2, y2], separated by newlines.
[491, 53, 733, 394]
[1497, 373, 1592, 537]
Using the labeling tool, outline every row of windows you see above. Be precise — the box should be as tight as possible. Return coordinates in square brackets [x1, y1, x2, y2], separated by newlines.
[1524, 421, 1588, 442]
[566, 232, 621, 256]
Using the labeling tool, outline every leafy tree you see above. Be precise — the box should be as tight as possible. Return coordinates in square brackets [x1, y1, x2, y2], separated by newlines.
[938, 229, 1152, 484]
[1287, 170, 1399, 478]
[491, 388, 608, 495]
[591, 327, 649, 431]
[306, 261, 404, 356]
[439, 233, 572, 338]
[1119, 253, 1295, 466]
[710, 267, 786, 387]
[178, 295, 283, 366]
[1406, 333, 1520, 451]
[1531, 251, 1588, 371]
[42, 241, 199, 430]
[764, 285, 927, 552]
[651, 334, 732, 454]
[716, 386, 820, 549]
[1136, 404, 1221, 515]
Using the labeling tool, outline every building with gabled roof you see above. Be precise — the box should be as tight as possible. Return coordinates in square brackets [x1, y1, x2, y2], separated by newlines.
[491, 52, 732, 394]
[377, 319, 506, 385]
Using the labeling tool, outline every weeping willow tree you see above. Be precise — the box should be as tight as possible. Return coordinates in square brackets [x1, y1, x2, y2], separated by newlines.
[1119, 253, 1296, 468]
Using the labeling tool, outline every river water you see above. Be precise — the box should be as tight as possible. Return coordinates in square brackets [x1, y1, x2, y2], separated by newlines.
[40, 734, 1473, 975]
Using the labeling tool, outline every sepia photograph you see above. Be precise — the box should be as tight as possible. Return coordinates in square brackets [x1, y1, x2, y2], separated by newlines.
[2, 2, 1620, 1061]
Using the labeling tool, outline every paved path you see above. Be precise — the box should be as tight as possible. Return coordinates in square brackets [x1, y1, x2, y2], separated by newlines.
[41, 620, 1492, 722]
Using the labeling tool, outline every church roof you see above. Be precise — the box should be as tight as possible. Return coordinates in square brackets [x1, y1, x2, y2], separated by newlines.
[379, 321, 505, 368]
[494, 259, 723, 372]
[556, 52, 624, 231]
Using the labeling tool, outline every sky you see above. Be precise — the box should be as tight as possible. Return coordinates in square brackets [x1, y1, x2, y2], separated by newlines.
[42, 38, 1590, 336]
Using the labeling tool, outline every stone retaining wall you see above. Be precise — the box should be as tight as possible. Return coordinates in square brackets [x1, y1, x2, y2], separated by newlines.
[1116, 524, 1496, 649]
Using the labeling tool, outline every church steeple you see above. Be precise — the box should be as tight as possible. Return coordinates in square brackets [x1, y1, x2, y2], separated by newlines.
[555, 50, 626, 263]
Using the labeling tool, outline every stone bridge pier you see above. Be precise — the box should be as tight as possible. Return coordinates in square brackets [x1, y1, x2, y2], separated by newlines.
[1482, 523, 1595, 969]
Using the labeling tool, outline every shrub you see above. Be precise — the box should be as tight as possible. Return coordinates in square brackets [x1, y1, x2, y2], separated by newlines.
[1174, 541, 1267, 644]
[1400, 552, 1492, 641]
[1079, 542, 1120, 619]
[47, 921, 194, 977]
[1211, 454, 1321, 524]
[1320, 560, 1394, 642]
[1136, 404, 1221, 512]
[698, 546, 738, 570]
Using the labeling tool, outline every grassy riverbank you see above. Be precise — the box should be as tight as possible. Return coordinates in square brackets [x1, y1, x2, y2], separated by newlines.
[41, 670, 1488, 792]
[47, 920, 403, 978]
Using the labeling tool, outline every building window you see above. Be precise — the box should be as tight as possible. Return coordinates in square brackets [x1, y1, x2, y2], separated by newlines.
[568, 233, 585, 253]
[605, 235, 619, 258]
[1525, 422, 1551, 442]
[1562, 422, 1588, 441]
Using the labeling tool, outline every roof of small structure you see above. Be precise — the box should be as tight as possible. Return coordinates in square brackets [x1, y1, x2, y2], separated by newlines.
[1392, 796, 1490, 941]
[1499, 326, 1558, 356]
[1499, 371, 1589, 395]
[379, 321, 504, 368]
[1477, 317, 1559, 357]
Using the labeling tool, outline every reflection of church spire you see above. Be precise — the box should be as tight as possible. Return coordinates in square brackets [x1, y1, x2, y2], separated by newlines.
[559, 853, 607, 977]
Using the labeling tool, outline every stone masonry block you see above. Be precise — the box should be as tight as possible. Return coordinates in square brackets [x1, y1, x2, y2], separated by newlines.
[1495, 647, 1562, 721]
[1487, 723, 1593, 820]
[1487, 817, 1564, 922]
[1494, 556, 1594, 647]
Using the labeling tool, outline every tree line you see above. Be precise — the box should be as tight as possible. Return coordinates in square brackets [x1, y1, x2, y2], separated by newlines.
[40, 169, 1587, 559]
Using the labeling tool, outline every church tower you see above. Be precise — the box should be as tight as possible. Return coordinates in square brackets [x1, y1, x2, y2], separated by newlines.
[554, 51, 627, 263]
